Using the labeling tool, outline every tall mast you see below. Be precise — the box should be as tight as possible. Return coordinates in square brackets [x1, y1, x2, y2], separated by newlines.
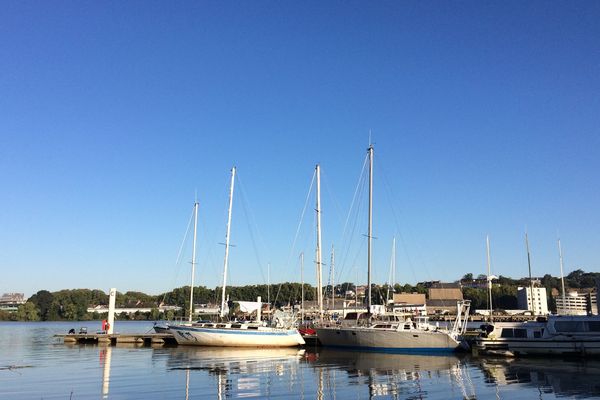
[486, 235, 493, 322]
[525, 232, 535, 315]
[220, 167, 236, 318]
[188, 201, 199, 323]
[315, 164, 323, 320]
[558, 238, 566, 314]
[300, 252, 304, 323]
[367, 145, 374, 313]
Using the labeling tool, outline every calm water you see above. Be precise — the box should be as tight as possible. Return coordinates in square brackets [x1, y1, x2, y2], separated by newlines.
[2, 321, 600, 399]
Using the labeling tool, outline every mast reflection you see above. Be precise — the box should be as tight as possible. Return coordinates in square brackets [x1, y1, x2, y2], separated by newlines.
[100, 345, 112, 399]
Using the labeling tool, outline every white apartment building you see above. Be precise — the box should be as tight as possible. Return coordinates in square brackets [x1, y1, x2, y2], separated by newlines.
[517, 286, 549, 315]
[555, 291, 597, 315]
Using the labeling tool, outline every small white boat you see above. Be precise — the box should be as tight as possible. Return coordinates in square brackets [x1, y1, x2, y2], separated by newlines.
[170, 322, 305, 347]
[475, 315, 600, 357]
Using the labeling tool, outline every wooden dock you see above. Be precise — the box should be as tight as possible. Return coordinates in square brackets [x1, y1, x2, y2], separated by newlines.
[55, 333, 177, 346]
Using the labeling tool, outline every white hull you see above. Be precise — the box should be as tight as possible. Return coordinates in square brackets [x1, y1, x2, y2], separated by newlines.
[315, 326, 461, 352]
[170, 325, 305, 347]
[476, 337, 600, 356]
[475, 315, 600, 357]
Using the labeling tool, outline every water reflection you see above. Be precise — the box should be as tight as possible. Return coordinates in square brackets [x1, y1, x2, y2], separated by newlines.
[309, 349, 476, 399]
[100, 345, 112, 398]
[164, 347, 305, 398]
[478, 357, 600, 398]
[4, 322, 600, 399]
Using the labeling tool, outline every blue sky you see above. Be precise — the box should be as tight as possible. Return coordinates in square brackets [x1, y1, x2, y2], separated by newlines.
[1, 1, 599, 297]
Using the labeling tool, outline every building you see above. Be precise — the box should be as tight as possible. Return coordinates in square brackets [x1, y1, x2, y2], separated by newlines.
[517, 286, 548, 315]
[426, 285, 463, 315]
[297, 299, 364, 318]
[392, 292, 426, 315]
[87, 304, 182, 315]
[555, 290, 597, 315]
[0, 293, 26, 312]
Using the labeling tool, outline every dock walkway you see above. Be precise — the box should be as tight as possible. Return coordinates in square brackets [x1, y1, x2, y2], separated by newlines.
[54, 333, 177, 346]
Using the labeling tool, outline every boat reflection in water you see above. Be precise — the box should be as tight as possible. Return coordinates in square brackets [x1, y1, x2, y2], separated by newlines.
[165, 347, 305, 399]
[479, 357, 600, 398]
[310, 349, 477, 399]
[159, 346, 600, 399]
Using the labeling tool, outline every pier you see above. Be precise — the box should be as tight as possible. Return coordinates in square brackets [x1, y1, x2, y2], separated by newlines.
[55, 333, 177, 346]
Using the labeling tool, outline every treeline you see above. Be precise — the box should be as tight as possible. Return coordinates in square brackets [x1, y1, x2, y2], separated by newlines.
[461, 269, 600, 312]
[0, 282, 319, 322]
[2, 270, 597, 321]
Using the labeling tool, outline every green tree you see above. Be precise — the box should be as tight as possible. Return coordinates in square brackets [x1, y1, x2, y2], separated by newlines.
[28, 290, 54, 321]
[16, 302, 40, 321]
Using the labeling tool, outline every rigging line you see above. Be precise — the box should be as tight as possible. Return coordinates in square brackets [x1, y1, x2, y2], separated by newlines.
[338, 153, 369, 252]
[277, 170, 316, 307]
[336, 158, 368, 282]
[235, 173, 267, 286]
[379, 157, 433, 285]
[160, 205, 195, 305]
[379, 159, 419, 283]
[284, 169, 316, 273]
[320, 169, 345, 232]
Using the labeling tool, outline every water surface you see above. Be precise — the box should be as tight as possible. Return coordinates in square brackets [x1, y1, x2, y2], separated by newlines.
[1, 321, 599, 399]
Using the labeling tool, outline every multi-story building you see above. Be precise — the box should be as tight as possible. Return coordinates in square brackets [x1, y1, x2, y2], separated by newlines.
[555, 290, 597, 315]
[0, 293, 26, 312]
[517, 286, 549, 315]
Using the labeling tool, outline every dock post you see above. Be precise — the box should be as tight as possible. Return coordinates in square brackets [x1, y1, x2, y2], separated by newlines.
[107, 288, 116, 335]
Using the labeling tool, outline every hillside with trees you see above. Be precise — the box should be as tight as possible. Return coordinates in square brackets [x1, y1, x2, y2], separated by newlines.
[1, 270, 598, 321]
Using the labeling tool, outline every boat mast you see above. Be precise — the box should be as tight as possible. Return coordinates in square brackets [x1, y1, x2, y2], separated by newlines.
[367, 144, 374, 313]
[558, 238, 566, 313]
[486, 235, 493, 322]
[315, 164, 323, 320]
[220, 167, 236, 319]
[300, 252, 304, 323]
[188, 201, 199, 323]
[525, 232, 535, 315]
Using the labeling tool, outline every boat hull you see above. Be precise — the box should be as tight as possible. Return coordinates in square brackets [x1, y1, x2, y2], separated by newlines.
[170, 325, 305, 347]
[315, 326, 460, 352]
[475, 337, 600, 356]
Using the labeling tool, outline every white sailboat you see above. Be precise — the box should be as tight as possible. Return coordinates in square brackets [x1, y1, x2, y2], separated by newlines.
[315, 144, 470, 352]
[171, 167, 305, 347]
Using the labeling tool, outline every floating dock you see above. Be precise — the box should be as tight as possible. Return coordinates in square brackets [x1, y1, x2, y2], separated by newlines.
[55, 333, 177, 346]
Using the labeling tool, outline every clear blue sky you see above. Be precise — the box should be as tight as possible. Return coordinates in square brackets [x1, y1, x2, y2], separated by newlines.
[1, 1, 599, 297]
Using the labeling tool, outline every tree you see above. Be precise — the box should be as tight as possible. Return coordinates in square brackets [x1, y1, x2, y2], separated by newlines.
[28, 290, 54, 321]
[462, 273, 473, 281]
[16, 302, 40, 321]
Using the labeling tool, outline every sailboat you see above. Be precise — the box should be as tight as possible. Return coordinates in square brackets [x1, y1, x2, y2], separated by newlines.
[315, 145, 471, 352]
[170, 167, 305, 347]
